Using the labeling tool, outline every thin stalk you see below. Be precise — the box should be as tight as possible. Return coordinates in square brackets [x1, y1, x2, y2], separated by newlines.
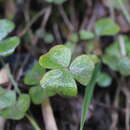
[26, 114, 41, 130]
[118, 0, 130, 24]
[118, 35, 126, 56]
[41, 98, 58, 130]
[7, 66, 21, 94]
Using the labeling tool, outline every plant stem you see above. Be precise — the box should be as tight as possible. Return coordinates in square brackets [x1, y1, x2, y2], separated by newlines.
[7, 66, 21, 94]
[26, 114, 41, 130]
[118, 35, 126, 56]
[41, 98, 58, 130]
[118, 0, 130, 24]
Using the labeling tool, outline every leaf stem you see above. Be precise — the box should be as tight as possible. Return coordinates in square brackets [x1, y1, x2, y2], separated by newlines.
[41, 98, 58, 130]
[26, 114, 41, 130]
[118, 0, 130, 24]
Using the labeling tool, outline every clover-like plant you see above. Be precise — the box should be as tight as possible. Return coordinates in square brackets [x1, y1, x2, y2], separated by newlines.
[36, 45, 99, 130]
[0, 19, 42, 130]
[0, 19, 30, 120]
[39, 45, 99, 97]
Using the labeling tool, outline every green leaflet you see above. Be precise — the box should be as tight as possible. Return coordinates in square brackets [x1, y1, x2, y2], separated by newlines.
[95, 18, 120, 36]
[40, 69, 77, 97]
[0, 87, 16, 109]
[0, 19, 15, 40]
[39, 45, 71, 69]
[24, 62, 45, 85]
[0, 37, 20, 56]
[70, 55, 99, 85]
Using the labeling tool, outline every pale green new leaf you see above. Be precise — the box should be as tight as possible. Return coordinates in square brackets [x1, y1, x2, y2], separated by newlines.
[0, 87, 16, 109]
[40, 69, 77, 97]
[24, 62, 45, 85]
[39, 45, 71, 69]
[95, 18, 120, 36]
[70, 55, 99, 85]
[0, 19, 15, 40]
[0, 37, 20, 56]
[97, 72, 112, 87]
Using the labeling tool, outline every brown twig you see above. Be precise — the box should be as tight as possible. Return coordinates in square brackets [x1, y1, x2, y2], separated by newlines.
[18, 6, 51, 38]
[58, 5, 74, 32]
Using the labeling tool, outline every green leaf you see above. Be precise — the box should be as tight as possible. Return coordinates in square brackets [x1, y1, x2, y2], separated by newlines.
[39, 45, 71, 69]
[24, 62, 45, 85]
[29, 86, 55, 104]
[105, 36, 130, 57]
[0, 87, 16, 109]
[79, 30, 94, 40]
[69, 55, 99, 85]
[0, 94, 30, 120]
[102, 55, 119, 71]
[118, 56, 130, 76]
[95, 18, 120, 36]
[103, 55, 130, 76]
[40, 69, 77, 97]
[105, 42, 120, 57]
[97, 72, 112, 87]
[0, 19, 15, 40]
[80, 64, 100, 130]
[0, 37, 20, 56]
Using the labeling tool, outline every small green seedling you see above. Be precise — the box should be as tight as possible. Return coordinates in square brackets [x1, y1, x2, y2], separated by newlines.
[24, 45, 100, 130]
[0, 19, 30, 120]
[38, 45, 100, 130]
